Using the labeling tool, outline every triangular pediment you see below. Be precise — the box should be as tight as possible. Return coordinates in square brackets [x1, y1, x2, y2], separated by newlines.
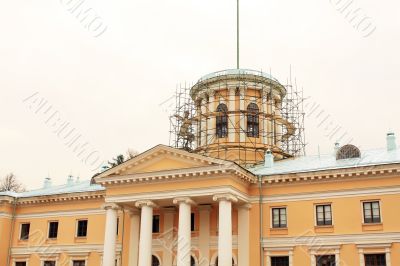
[95, 145, 231, 178]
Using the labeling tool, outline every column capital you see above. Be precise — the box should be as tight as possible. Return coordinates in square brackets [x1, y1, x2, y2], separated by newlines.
[135, 200, 157, 209]
[102, 202, 121, 211]
[237, 203, 252, 210]
[213, 193, 238, 203]
[125, 207, 140, 216]
[173, 197, 196, 205]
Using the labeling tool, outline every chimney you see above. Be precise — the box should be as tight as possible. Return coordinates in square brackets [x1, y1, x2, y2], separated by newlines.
[387, 132, 397, 151]
[43, 177, 52, 189]
[67, 175, 74, 186]
[264, 150, 274, 168]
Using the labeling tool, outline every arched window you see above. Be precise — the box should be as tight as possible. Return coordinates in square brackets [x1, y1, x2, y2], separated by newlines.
[247, 103, 259, 137]
[336, 144, 361, 160]
[216, 104, 228, 138]
[152, 255, 160, 266]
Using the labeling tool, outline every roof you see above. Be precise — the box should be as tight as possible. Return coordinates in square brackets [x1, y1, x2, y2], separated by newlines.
[198, 68, 280, 83]
[249, 147, 400, 176]
[0, 179, 104, 198]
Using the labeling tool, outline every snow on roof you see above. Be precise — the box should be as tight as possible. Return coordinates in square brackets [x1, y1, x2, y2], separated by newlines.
[249, 147, 400, 176]
[0, 179, 104, 198]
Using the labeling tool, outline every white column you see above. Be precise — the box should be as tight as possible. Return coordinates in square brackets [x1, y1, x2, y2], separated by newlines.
[207, 94, 215, 145]
[127, 208, 140, 266]
[102, 203, 120, 266]
[358, 249, 364, 266]
[228, 88, 236, 142]
[385, 248, 391, 266]
[162, 207, 176, 266]
[238, 204, 251, 266]
[213, 194, 238, 266]
[198, 205, 211, 265]
[136, 200, 157, 266]
[239, 88, 246, 143]
[173, 197, 195, 266]
[335, 249, 340, 266]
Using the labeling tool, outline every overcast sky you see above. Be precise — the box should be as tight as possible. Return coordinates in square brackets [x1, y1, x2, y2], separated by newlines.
[1, 0, 399, 189]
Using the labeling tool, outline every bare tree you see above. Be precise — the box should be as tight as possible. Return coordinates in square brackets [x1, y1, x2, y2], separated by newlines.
[0, 173, 26, 192]
[126, 148, 139, 160]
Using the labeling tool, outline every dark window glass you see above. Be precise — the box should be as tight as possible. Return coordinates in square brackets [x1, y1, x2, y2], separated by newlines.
[316, 255, 336, 266]
[247, 103, 259, 137]
[44, 261, 56, 266]
[77, 220, 88, 237]
[191, 213, 195, 231]
[316, 205, 332, 226]
[272, 208, 287, 228]
[216, 104, 228, 138]
[73, 260, 85, 266]
[48, 221, 58, 239]
[15, 262, 26, 266]
[152, 255, 160, 266]
[365, 254, 386, 266]
[152, 215, 160, 233]
[363, 201, 381, 223]
[20, 223, 30, 240]
[271, 256, 289, 266]
[116, 218, 119, 235]
[191, 256, 196, 266]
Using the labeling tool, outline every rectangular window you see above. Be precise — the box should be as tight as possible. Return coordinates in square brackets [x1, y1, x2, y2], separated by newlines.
[116, 218, 119, 236]
[44, 261, 56, 266]
[15, 262, 26, 266]
[191, 213, 195, 231]
[316, 204, 332, 226]
[363, 201, 381, 223]
[77, 219, 88, 237]
[272, 208, 287, 228]
[20, 223, 30, 240]
[152, 215, 160, 233]
[48, 221, 59, 239]
[316, 255, 336, 266]
[364, 254, 386, 266]
[271, 256, 289, 266]
[73, 260, 86, 266]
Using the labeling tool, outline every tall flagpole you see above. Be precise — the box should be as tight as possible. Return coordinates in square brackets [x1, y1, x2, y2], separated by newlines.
[237, 0, 239, 69]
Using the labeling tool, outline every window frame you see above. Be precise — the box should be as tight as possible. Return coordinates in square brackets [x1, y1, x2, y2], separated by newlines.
[270, 256, 289, 266]
[246, 103, 260, 138]
[271, 207, 287, 229]
[76, 219, 88, 238]
[315, 204, 333, 226]
[15, 262, 27, 266]
[362, 200, 382, 224]
[191, 212, 195, 232]
[47, 220, 59, 239]
[152, 215, 160, 233]
[19, 223, 30, 240]
[72, 260, 86, 266]
[43, 260, 56, 266]
[216, 103, 228, 138]
[364, 253, 386, 266]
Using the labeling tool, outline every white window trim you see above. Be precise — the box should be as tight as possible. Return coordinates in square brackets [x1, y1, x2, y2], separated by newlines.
[265, 248, 293, 266]
[19, 222, 30, 240]
[314, 203, 334, 227]
[310, 247, 340, 266]
[360, 200, 382, 224]
[270, 206, 288, 229]
[47, 220, 59, 240]
[358, 245, 391, 266]
[40, 258, 58, 266]
[69, 254, 89, 266]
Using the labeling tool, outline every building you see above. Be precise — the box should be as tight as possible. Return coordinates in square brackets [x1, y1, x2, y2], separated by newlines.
[1, 69, 399, 266]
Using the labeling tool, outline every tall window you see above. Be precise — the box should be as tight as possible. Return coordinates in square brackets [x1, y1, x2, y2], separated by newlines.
[20, 223, 30, 240]
[76, 220, 88, 237]
[272, 207, 287, 228]
[191, 213, 195, 231]
[247, 103, 259, 137]
[152, 215, 160, 233]
[216, 104, 228, 138]
[316, 255, 336, 266]
[48, 221, 58, 239]
[364, 254, 386, 266]
[363, 201, 381, 223]
[316, 205, 332, 226]
[73, 260, 85, 266]
[15, 262, 26, 266]
[271, 256, 289, 266]
[44, 261, 56, 266]
[152, 255, 160, 266]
